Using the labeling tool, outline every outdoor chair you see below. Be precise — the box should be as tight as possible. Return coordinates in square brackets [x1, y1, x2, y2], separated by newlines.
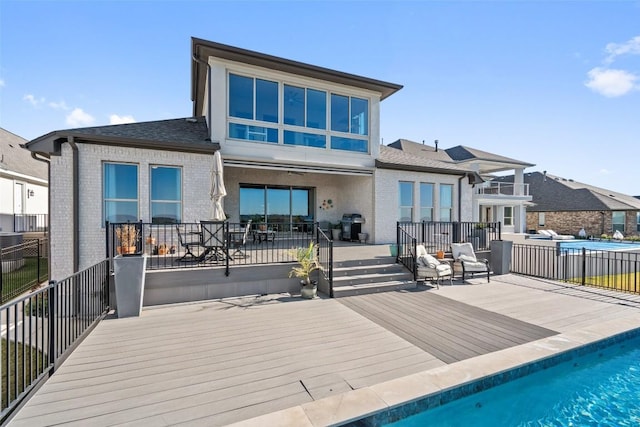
[415, 244, 452, 289]
[229, 219, 252, 258]
[175, 224, 204, 262]
[451, 242, 490, 282]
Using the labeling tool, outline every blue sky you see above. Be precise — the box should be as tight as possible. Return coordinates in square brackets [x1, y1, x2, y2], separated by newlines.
[1, 1, 639, 194]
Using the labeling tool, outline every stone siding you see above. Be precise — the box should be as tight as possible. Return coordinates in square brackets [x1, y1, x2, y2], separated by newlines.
[526, 210, 640, 237]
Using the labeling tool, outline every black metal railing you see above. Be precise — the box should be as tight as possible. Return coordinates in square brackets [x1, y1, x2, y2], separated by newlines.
[1, 239, 49, 304]
[0, 259, 110, 423]
[398, 221, 501, 254]
[397, 225, 417, 281]
[106, 221, 317, 272]
[511, 244, 640, 294]
[316, 227, 333, 297]
[13, 214, 48, 233]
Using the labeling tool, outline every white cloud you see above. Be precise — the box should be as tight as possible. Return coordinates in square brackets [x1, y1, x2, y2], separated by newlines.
[585, 67, 638, 97]
[48, 100, 69, 110]
[599, 168, 611, 175]
[604, 35, 640, 64]
[109, 114, 136, 125]
[23, 94, 46, 107]
[66, 108, 95, 127]
[0, 78, 5, 88]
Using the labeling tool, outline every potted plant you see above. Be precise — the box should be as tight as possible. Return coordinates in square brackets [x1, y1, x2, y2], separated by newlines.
[157, 243, 169, 255]
[115, 224, 140, 255]
[288, 241, 321, 299]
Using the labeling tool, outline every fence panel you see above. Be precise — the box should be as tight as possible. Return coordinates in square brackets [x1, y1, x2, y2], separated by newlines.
[1, 258, 110, 423]
[1, 239, 49, 304]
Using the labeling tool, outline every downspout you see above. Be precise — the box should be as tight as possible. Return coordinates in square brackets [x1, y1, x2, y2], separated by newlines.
[458, 174, 465, 221]
[30, 152, 52, 279]
[192, 49, 212, 140]
[67, 137, 80, 273]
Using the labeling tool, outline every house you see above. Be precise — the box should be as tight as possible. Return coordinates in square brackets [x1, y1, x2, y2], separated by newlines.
[25, 37, 534, 280]
[0, 128, 48, 238]
[385, 139, 534, 235]
[493, 171, 640, 237]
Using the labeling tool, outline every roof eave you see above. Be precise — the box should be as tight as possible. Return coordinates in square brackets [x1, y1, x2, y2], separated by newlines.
[375, 160, 468, 176]
[191, 37, 403, 115]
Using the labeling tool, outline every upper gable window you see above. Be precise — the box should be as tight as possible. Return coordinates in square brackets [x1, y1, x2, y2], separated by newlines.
[229, 74, 278, 123]
[227, 72, 370, 153]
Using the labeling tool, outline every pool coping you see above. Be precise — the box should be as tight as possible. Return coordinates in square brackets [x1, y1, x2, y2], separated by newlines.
[227, 315, 640, 427]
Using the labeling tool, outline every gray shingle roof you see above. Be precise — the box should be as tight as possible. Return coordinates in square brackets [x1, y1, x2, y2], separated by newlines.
[494, 171, 640, 211]
[26, 116, 217, 155]
[0, 128, 48, 181]
[377, 145, 471, 174]
[445, 145, 534, 167]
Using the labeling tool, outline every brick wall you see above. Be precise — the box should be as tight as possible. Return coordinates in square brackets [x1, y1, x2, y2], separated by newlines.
[526, 210, 640, 237]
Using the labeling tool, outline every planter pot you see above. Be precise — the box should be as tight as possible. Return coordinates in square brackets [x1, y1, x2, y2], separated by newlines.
[358, 233, 368, 243]
[331, 229, 342, 241]
[116, 246, 137, 255]
[114, 254, 148, 318]
[300, 281, 318, 299]
[158, 247, 169, 255]
[389, 244, 398, 257]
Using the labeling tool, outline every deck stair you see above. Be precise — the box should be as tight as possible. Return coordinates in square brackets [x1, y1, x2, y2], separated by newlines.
[331, 256, 415, 297]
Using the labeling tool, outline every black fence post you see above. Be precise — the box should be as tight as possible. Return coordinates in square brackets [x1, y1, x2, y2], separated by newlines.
[37, 238, 41, 284]
[48, 280, 57, 370]
[581, 247, 586, 286]
[105, 221, 110, 259]
[0, 247, 3, 304]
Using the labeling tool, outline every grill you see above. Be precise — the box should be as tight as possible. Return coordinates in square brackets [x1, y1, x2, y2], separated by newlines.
[340, 213, 365, 241]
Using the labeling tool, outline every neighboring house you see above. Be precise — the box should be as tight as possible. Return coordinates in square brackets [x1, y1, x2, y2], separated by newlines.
[385, 139, 534, 235]
[493, 171, 640, 237]
[0, 128, 48, 235]
[25, 37, 534, 279]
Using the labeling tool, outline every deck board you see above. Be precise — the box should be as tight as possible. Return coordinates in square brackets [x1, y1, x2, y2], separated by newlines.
[338, 287, 558, 364]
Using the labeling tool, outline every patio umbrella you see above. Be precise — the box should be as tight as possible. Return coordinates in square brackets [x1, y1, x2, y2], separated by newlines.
[210, 151, 227, 221]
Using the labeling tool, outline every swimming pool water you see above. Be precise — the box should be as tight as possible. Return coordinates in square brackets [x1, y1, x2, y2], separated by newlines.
[386, 336, 640, 426]
[559, 240, 640, 252]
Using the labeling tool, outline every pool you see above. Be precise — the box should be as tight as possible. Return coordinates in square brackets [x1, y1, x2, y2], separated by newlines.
[559, 240, 640, 252]
[383, 334, 640, 426]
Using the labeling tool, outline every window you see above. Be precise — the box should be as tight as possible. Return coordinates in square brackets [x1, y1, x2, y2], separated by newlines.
[228, 72, 369, 152]
[419, 183, 434, 221]
[538, 212, 545, 227]
[503, 206, 513, 226]
[399, 182, 414, 222]
[439, 184, 453, 221]
[612, 211, 625, 233]
[240, 185, 313, 227]
[150, 166, 182, 224]
[103, 163, 138, 224]
[637, 212, 640, 232]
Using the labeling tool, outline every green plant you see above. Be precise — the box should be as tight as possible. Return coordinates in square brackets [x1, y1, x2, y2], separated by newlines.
[288, 241, 320, 286]
[332, 222, 342, 229]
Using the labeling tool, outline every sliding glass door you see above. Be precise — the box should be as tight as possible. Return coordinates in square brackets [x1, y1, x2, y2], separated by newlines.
[240, 185, 313, 228]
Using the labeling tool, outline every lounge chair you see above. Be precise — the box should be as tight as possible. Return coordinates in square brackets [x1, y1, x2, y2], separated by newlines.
[175, 224, 204, 262]
[415, 244, 452, 289]
[229, 220, 252, 258]
[451, 242, 490, 283]
[545, 230, 574, 240]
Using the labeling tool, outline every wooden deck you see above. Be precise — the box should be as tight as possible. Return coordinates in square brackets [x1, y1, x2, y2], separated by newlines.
[338, 289, 557, 364]
[9, 274, 640, 426]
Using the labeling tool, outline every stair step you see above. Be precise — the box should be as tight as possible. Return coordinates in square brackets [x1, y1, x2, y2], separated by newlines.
[333, 263, 405, 277]
[333, 280, 416, 298]
[332, 271, 413, 287]
[334, 257, 398, 268]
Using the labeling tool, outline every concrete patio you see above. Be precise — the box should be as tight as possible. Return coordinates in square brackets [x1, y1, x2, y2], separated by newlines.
[8, 274, 640, 426]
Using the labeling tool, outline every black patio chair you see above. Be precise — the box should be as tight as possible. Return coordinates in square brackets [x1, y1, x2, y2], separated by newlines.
[175, 224, 203, 262]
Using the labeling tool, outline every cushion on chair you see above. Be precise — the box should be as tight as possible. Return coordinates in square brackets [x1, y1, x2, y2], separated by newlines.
[451, 242, 476, 260]
[418, 253, 440, 268]
[458, 254, 476, 263]
[435, 264, 452, 274]
[461, 260, 488, 272]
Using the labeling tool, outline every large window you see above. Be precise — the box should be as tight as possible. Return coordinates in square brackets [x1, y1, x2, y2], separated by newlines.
[419, 183, 434, 222]
[612, 211, 625, 233]
[503, 206, 513, 226]
[399, 182, 414, 222]
[439, 184, 453, 222]
[103, 163, 138, 224]
[228, 72, 369, 153]
[637, 212, 640, 232]
[239, 185, 313, 227]
[150, 166, 182, 224]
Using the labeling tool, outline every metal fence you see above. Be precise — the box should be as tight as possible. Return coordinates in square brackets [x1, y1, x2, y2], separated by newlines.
[316, 228, 334, 297]
[0, 258, 110, 423]
[398, 221, 500, 254]
[511, 244, 640, 294]
[397, 226, 417, 281]
[106, 221, 317, 272]
[13, 214, 48, 233]
[1, 239, 49, 304]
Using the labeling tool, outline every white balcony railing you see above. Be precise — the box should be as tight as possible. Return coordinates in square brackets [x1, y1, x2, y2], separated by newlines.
[475, 182, 529, 196]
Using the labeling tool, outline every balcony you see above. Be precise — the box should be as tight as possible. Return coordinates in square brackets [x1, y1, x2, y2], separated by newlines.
[475, 182, 529, 197]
